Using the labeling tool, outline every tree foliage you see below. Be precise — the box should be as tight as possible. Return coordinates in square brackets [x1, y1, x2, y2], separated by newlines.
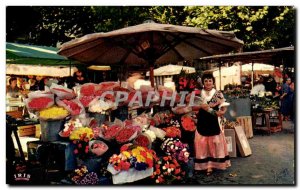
[184, 6, 295, 50]
[6, 6, 295, 50]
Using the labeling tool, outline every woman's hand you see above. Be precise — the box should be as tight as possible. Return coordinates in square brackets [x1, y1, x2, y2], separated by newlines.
[216, 107, 227, 117]
[200, 104, 210, 111]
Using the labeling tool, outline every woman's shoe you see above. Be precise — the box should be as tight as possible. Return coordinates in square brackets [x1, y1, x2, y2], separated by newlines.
[206, 168, 213, 176]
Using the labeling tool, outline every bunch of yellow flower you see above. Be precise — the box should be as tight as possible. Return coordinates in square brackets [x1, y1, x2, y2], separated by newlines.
[39, 106, 69, 120]
[69, 127, 94, 140]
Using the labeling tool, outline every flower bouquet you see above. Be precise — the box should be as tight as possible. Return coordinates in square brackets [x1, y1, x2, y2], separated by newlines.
[108, 145, 155, 172]
[89, 140, 109, 157]
[70, 166, 99, 185]
[50, 83, 76, 99]
[99, 119, 123, 141]
[107, 144, 156, 184]
[115, 127, 137, 144]
[161, 138, 190, 163]
[69, 127, 94, 141]
[59, 118, 83, 138]
[79, 95, 96, 107]
[181, 114, 196, 132]
[39, 106, 69, 120]
[56, 98, 85, 116]
[163, 126, 181, 138]
[151, 155, 185, 184]
[25, 91, 55, 111]
[133, 133, 152, 148]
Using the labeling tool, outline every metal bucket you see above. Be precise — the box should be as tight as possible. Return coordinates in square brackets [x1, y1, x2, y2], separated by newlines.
[40, 119, 64, 142]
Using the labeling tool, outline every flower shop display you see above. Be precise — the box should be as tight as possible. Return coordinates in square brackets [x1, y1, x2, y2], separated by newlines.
[70, 166, 99, 185]
[161, 138, 190, 163]
[115, 127, 137, 144]
[89, 140, 109, 157]
[151, 155, 185, 184]
[107, 145, 156, 184]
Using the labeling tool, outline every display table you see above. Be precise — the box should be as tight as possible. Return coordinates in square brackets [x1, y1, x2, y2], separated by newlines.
[252, 108, 282, 135]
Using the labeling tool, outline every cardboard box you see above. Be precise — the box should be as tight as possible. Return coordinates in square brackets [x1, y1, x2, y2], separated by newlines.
[234, 125, 252, 157]
[224, 129, 237, 158]
[236, 116, 253, 138]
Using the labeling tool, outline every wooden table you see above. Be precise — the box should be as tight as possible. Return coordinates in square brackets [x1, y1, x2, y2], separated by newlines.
[252, 108, 282, 135]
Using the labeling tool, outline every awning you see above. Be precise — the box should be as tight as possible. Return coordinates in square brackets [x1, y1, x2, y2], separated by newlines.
[6, 64, 78, 77]
[6, 42, 81, 66]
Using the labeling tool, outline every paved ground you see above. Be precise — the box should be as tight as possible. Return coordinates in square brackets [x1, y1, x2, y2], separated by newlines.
[186, 121, 295, 185]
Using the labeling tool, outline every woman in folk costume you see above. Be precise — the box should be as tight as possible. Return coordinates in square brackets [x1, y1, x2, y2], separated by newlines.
[194, 73, 230, 175]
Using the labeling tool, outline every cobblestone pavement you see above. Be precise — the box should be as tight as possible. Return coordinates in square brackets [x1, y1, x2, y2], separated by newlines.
[184, 121, 295, 185]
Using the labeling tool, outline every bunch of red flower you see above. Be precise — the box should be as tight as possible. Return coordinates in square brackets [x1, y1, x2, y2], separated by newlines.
[80, 84, 96, 96]
[115, 128, 136, 144]
[163, 126, 181, 138]
[133, 134, 151, 148]
[28, 97, 53, 110]
[101, 124, 122, 140]
[151, 155, 185, 184]
[72, 134, 90, 160]
[79, 96, 95, 107]
[181, 116, 196, 132]
[62, 99, 82, 115]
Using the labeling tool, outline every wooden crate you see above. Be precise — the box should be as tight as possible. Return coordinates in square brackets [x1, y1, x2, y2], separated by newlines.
[18, 125, 36, 137]
[234, 125, 252, 157]
[236, 116, 253, 138]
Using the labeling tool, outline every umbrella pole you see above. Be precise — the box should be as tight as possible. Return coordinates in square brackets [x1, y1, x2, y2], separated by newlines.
[149, 61, 155, 88]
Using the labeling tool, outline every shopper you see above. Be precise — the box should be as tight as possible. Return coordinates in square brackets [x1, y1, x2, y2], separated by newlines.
[280, 78, 292, 121]
[193, 73, 230, 175]
[6, 77, 21, 98]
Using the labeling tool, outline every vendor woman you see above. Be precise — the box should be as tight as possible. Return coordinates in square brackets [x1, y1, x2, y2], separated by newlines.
[193, 73, 230, 176]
